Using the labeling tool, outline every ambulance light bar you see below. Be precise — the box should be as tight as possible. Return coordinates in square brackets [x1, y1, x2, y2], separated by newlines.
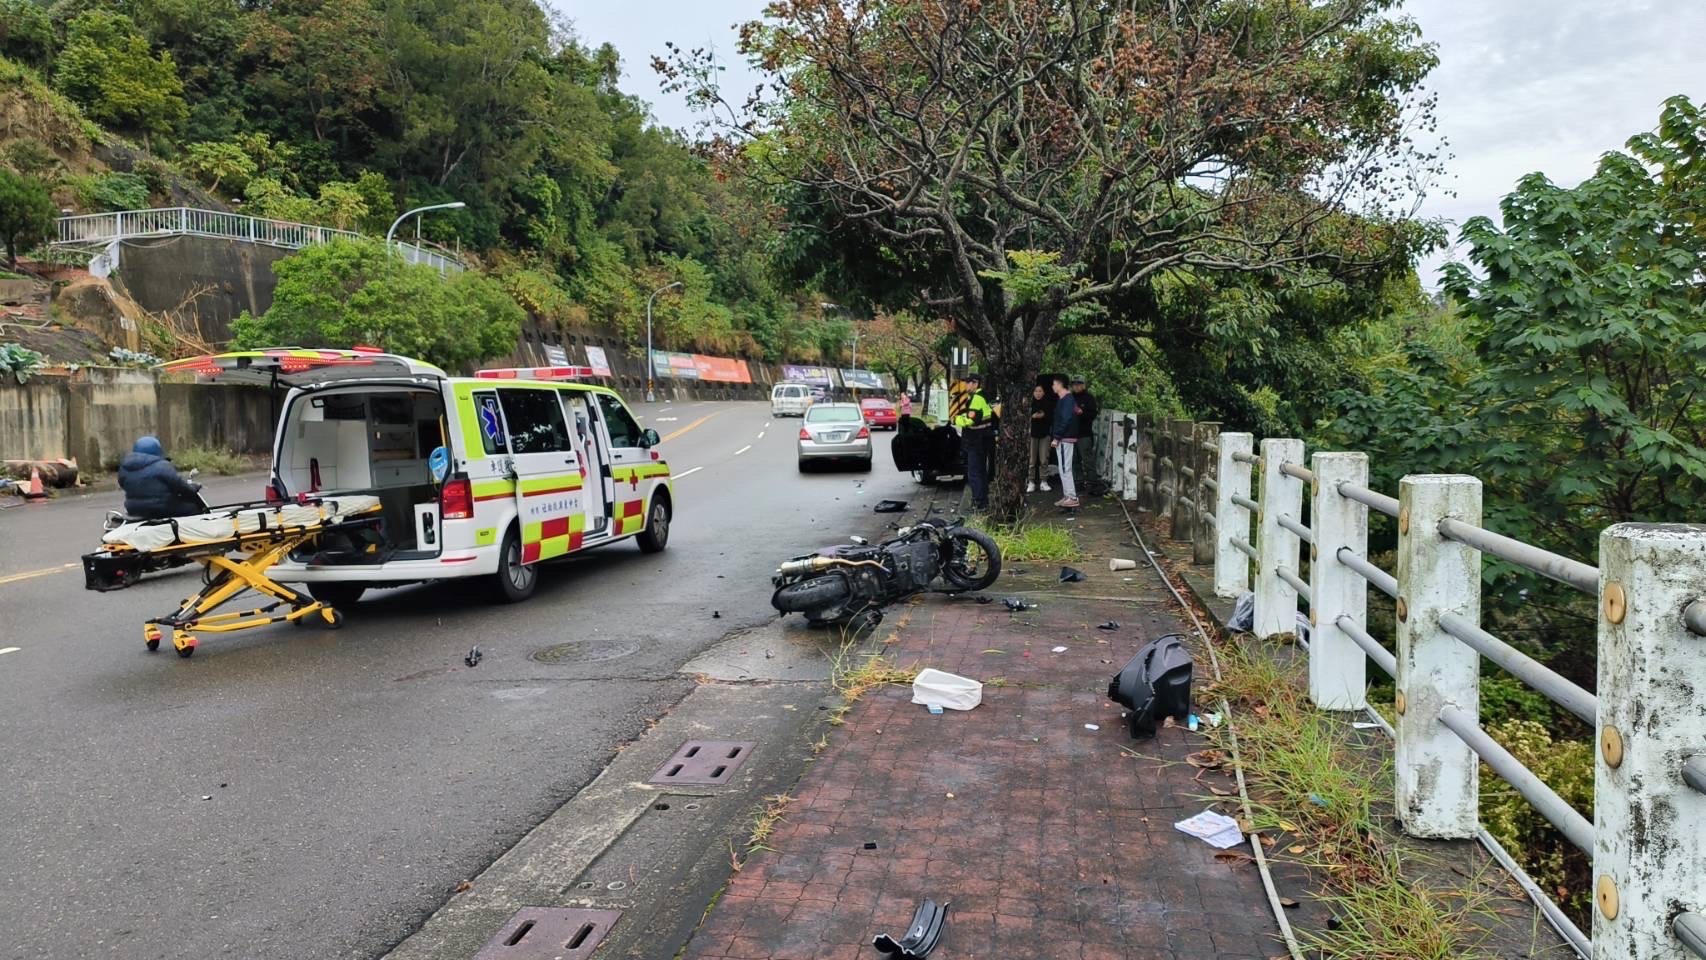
[474, 366, 596, 381]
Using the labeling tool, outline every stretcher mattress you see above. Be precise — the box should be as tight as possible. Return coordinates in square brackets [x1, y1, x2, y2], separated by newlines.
[103, 495, 382, 552]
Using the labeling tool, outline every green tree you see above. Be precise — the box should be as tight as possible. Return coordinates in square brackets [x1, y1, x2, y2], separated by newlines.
[184, 140, 257, 195]
[0, 168, 56, 267]
[679, 0, 1439, 515]
[0, 0, 56, 69]
[53, 10, 187, 140]
[232, 238, 522, 371]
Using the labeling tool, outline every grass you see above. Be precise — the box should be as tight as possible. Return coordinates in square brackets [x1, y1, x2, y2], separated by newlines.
[1207, 631, 1502, 958]
[170, 445, 252, 475]
[746, 792, 793, 853]
[984, 519, 1080, 563]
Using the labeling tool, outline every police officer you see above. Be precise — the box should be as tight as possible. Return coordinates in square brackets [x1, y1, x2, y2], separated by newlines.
[953, 372, 995, 511]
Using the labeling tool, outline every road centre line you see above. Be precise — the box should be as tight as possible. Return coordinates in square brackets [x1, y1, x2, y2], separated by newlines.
[0, 647, 19, 656]
[674, 466, 704, 479]
[0, 562, 77, 586]
[734, 445, 752, 456]
[661, 409, 726, 442]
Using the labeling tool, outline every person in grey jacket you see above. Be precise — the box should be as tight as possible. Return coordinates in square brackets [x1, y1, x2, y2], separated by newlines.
[117, 436, 204, 519]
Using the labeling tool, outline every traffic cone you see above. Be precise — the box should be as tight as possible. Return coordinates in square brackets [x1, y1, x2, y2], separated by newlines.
[24, 466, 46, 502]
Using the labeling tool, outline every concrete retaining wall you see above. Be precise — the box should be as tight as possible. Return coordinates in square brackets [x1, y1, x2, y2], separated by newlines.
[0, 369, 273, 467]
[110, 236, 291, 343]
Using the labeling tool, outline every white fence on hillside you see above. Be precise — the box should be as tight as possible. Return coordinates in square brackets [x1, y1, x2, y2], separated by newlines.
[1090, 411, 1706, 960]
[54, 207, 464, 274]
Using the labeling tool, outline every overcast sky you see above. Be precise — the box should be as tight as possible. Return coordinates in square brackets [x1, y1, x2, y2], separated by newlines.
[556, 0, 1706, 286]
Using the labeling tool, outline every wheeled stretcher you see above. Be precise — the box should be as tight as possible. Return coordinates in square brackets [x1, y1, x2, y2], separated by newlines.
[82, 495, 382, 658]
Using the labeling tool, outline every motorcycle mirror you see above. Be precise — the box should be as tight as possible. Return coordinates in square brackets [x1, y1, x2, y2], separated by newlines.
[849, 535, 869, 545]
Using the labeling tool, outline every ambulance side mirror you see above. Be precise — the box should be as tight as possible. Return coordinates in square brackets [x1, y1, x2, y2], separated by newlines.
[639, 428, 661, 448]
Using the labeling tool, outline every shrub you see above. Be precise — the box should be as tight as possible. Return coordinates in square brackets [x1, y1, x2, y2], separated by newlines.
[1480, 719, 1594, 922]
[0, 342, 46, 383]
[90, 172, 150, 211]
[169, 445, 250, 476]
[2, 138, 60, 178]
[53, 11, 186, 139]
[0, 168, 57, 266]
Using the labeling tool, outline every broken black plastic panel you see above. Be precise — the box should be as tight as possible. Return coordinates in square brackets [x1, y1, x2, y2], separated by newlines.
[871, 898, 947, 958]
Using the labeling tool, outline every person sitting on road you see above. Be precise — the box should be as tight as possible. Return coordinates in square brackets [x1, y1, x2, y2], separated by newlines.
[118, 436, 204, 520]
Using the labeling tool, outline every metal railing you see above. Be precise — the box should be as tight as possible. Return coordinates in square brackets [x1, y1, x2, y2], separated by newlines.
[1200, 431, 1706, 960]
[54, 207, 465, 274]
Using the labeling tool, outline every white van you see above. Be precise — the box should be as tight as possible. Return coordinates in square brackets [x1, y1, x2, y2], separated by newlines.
[162, 349, 674, 605]
[771, 382, 814, 417]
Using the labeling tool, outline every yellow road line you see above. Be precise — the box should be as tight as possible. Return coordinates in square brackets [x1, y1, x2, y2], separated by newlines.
[0, 562, 78, 586]
[662, 409, 727, 442]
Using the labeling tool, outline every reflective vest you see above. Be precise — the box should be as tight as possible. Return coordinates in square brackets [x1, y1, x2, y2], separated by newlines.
[952, 389, 992, 429]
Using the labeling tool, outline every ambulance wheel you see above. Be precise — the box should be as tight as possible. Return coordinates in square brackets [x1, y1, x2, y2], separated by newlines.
[492, 525, 537, 603]
[637, 497, 671, 553]
[308, 583, 366, 607]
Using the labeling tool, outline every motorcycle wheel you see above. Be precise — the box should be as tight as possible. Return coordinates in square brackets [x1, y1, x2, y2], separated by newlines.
[772, 573, 853, 615]
[942, 527, 1002, 591]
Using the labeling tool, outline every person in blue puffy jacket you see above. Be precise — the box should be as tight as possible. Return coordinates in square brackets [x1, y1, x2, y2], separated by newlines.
[117, 436, 204, 519]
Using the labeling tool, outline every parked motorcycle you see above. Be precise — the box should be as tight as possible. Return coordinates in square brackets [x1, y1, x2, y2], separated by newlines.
[771, 518, 1002, 625]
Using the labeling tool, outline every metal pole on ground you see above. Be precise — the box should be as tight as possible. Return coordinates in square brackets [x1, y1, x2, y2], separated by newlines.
[646, 281, 682, 403]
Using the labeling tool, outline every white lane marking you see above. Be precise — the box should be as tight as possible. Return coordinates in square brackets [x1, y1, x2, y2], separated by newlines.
[659, 407, 673, 413]
[765, 421, 772, 428]
[734, 445, 752, 456]
[675, 466, 704, 479]
[655, 417, 680, 422]
[756, 431, 766, 440]
[0, 647, 19, 656]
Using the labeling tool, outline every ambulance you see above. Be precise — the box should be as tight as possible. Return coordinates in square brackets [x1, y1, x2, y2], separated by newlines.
[161, 349, 674, 605]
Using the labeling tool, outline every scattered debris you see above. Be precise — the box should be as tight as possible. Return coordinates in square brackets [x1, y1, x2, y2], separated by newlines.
[873, 499, 909, 513]
[1096, 620, 1120, 630]
[864, 842, 878, 850]
[1228, 591, 1256, 632]
[1059, 565, 1087, 583]
[1174, 810, 1244, 849]
[1084, 723, 1100, 731]
[1001, 597, 1036, 612]
[872, 898, 949, 959]
[1205, 712, 1223, 728]
[712, 610, 721, 619]
[464, 646, 483, 668]
[911, 669, 983, 711]
[1051, 645, 1068, 653]
[1308, 793, 1330, 808]
[1108, 557, 1138, 571]
[974, 596, 994, 604]
[1106, 634, 1194, 738]
[926, 704, 943, 715]
[1351, 721, 1382, 730]
[1187, 713, 1200, 732]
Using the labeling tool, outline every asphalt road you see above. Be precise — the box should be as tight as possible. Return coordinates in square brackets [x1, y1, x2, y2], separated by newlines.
[0, 400, 921, 960]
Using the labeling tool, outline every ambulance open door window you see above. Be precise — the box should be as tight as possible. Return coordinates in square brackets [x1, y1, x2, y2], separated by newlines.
[497, 389, 572, 454]
[595, 393, 641, 448]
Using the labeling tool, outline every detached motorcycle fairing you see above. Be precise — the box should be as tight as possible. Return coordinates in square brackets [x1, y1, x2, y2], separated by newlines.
[771, 519, 1002, 625]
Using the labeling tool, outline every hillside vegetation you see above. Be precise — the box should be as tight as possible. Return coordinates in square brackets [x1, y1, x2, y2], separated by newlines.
[0, 0, 849, 363]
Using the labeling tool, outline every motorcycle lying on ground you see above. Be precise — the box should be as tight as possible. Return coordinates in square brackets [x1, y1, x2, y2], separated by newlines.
[771, 518, 1002, 626]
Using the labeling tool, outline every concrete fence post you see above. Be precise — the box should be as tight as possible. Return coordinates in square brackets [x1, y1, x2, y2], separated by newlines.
[1193, 422, 1221, 565]
[1120, 416, 1138, 501]
[1307, 452, 1370, 710]
[1592, 524, 1706, 959]
[1136, 418, 1155, 511]
[1214, 433, 1254, 598]
[1395, 474, 1481, 839]
[1170, 419, 1195, 540]
[1255, 438, 1305, 636]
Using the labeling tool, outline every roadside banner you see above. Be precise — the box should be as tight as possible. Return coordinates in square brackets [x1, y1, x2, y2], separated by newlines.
[584, 345, 611, 376]
[667, 352, 699, 379]
[693, 355, 752, 383]
[782, 364, 832, 385]
[544, 344, 569, 366]
[840, 368, 884, 390]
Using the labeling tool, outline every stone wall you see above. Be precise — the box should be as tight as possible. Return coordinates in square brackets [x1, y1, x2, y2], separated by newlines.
[0, 368, 273, 467]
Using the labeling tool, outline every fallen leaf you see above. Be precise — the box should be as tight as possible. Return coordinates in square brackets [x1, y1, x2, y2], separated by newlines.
[1208, 785, 1234, 796]
[1185, 750, 1225, 769]
[1213, 851, 1254, 865]
[1289, 845, 1308, 854]
[455, 880, 473, 893]
[1277, 820, 1299, 833]
[1279, 897, 1299, 909]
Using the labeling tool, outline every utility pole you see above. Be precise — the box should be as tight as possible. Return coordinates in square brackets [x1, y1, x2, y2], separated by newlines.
[646, 281, 683, 403]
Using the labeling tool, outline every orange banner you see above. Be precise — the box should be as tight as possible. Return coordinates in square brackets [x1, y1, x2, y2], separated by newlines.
[691, 355, 752, 383]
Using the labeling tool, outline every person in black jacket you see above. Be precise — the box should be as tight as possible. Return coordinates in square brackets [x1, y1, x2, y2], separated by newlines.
[1027, 383, 1054, 493]
[117, 436, 204, 519]
[1070, 375, 1099, 483]
[1049, 376, 1081, 507]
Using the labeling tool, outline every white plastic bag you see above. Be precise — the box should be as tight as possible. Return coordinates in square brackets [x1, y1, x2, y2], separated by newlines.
[910, 668, 983, 711]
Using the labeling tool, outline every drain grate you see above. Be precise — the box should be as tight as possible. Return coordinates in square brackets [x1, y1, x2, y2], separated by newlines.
[474, 907, 621, 960]
[648, 740, 756, 785]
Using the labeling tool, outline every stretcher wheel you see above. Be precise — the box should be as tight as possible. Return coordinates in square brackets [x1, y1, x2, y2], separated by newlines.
[172, 630, 196, 658]
[320, 607, 345, 629]
[176, 643, 195, 659]
[146, 637, 161, 651]
[144, 625, 162, 652]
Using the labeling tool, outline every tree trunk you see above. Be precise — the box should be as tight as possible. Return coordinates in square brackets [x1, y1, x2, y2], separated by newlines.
[989, 349, 1046, 520]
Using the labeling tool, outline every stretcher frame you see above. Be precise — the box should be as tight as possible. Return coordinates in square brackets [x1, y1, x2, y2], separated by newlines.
[84, 500, 381, 658]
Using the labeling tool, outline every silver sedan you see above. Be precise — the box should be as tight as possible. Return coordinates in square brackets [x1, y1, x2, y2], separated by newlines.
[797, 403, 873, 472]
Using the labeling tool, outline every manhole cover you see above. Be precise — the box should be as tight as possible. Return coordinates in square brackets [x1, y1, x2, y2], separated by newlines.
[649, 741, 756, 786]
[474, 907, 621, 960]
[531, 638, 641, 664]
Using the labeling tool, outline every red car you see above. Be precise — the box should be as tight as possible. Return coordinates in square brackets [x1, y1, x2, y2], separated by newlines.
[860, 397, 899, 430]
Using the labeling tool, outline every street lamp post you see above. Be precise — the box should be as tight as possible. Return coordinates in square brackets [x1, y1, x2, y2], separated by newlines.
[385, 202, 466, 264]
[646, 281, 683, 403]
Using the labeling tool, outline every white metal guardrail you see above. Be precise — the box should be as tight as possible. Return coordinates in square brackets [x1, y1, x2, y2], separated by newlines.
[1193, 430, 1706, 960]
[54, 207, 464, 274]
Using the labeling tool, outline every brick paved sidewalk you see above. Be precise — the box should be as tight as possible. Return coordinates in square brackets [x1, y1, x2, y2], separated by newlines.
[683, 530, 1283, 959]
